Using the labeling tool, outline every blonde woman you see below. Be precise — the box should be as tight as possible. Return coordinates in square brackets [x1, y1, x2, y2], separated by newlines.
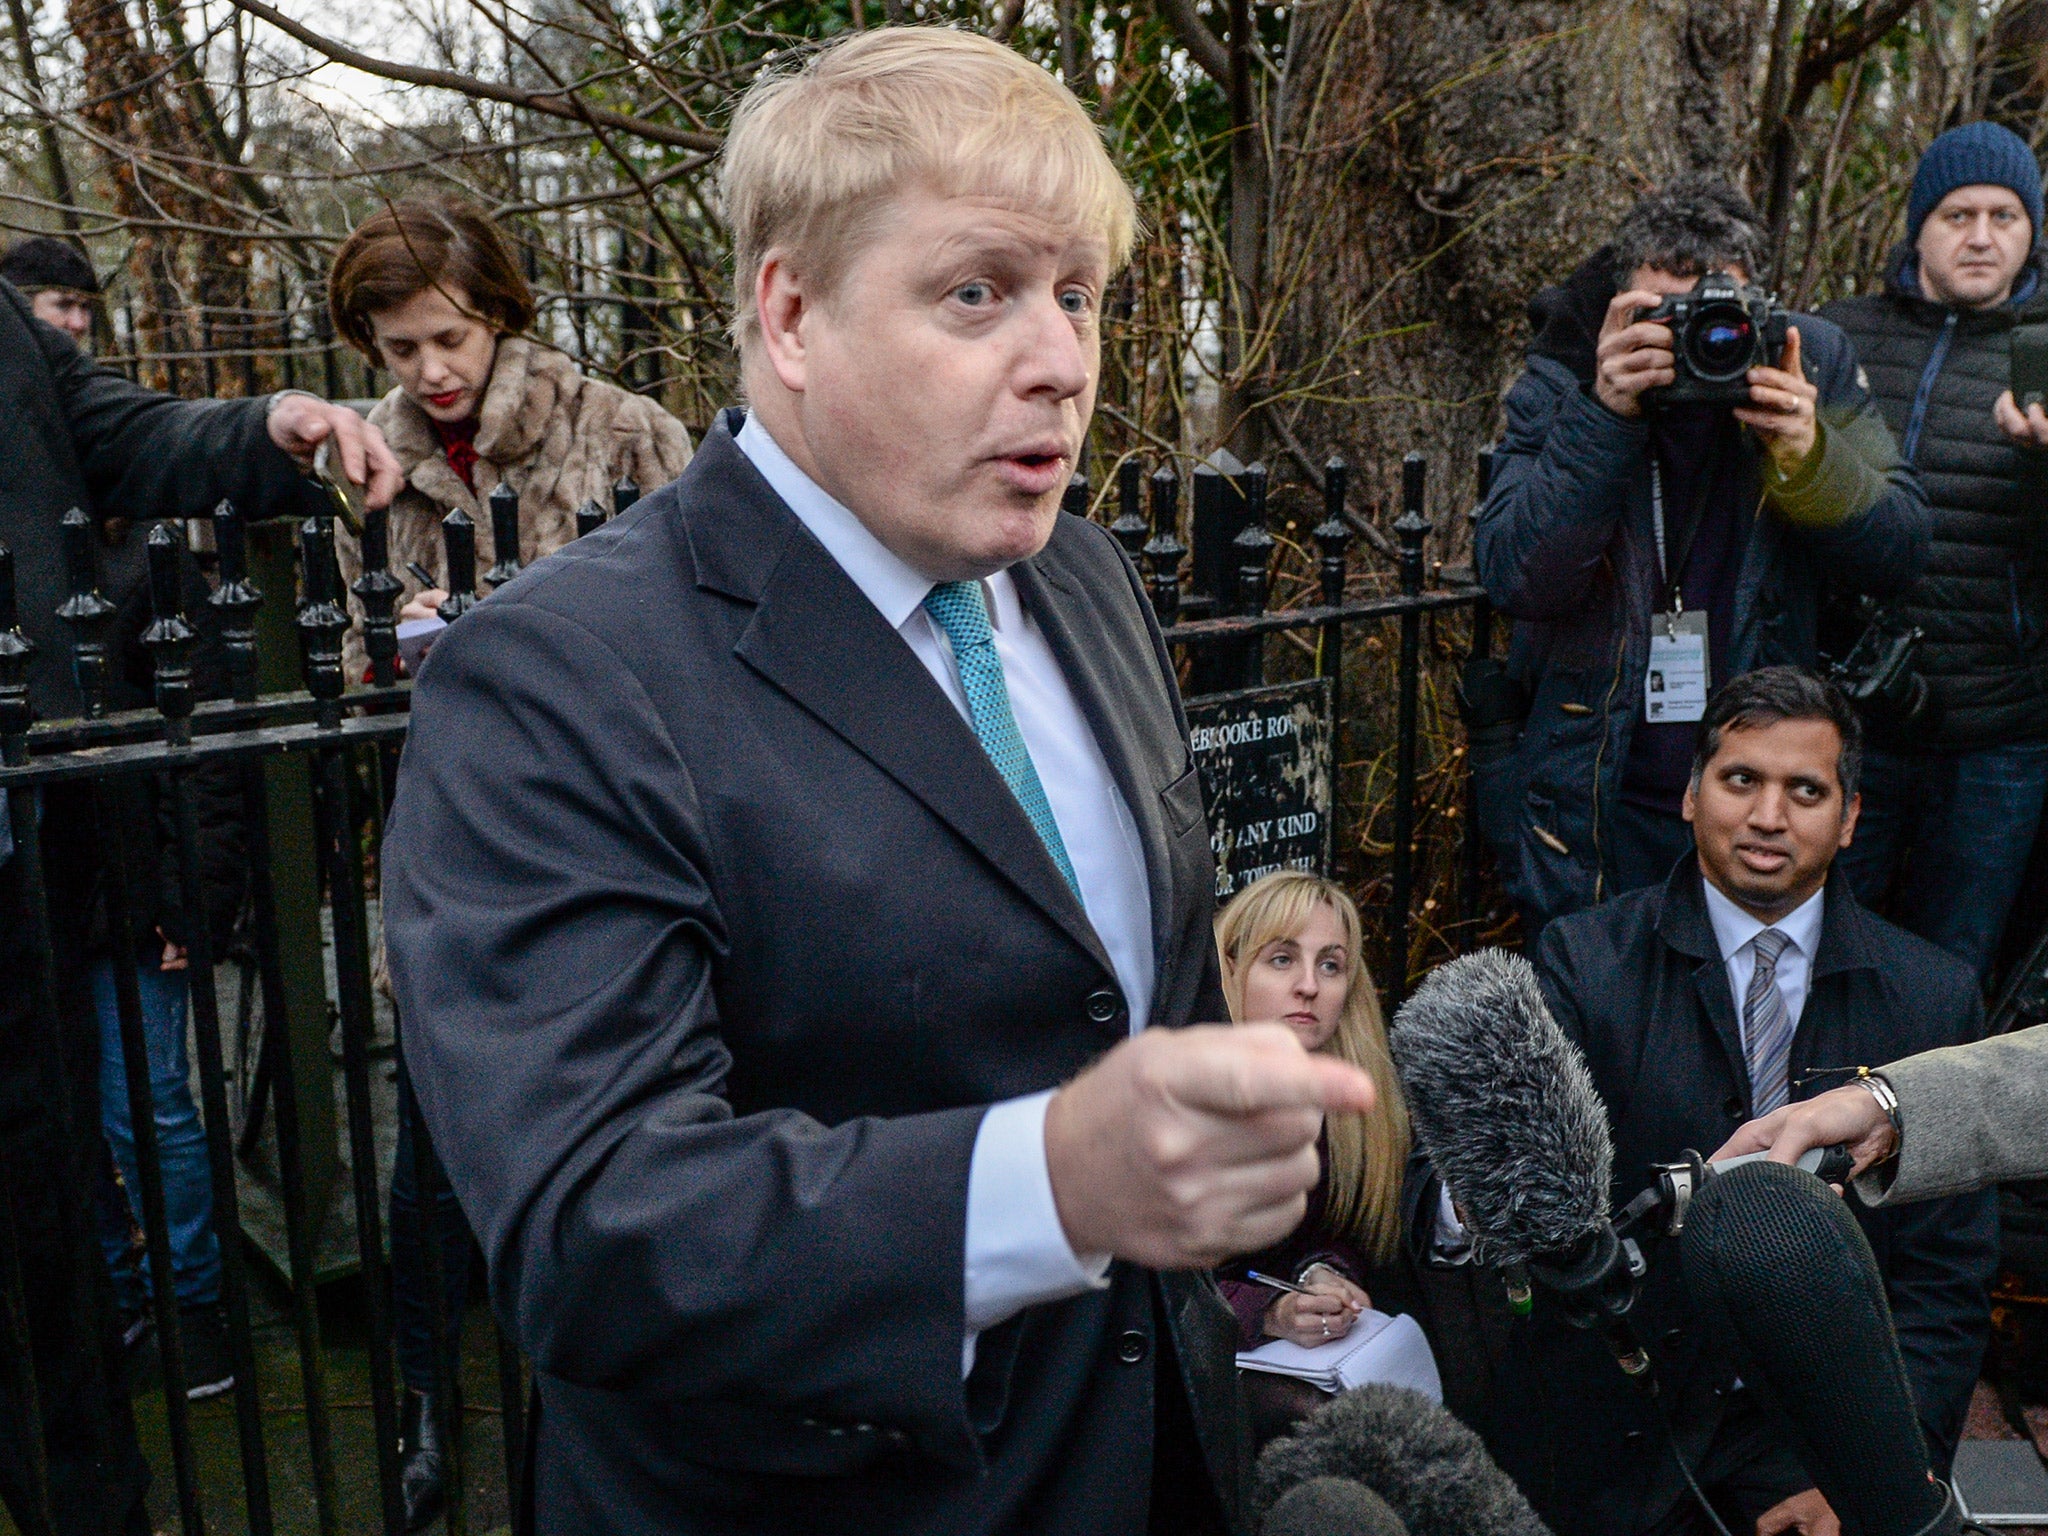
[1213, 871, 1413, 1366]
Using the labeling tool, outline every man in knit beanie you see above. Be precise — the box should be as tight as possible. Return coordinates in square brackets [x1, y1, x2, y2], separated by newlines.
[1821, 120, 2048, 980]
[0, 234, 98, 346]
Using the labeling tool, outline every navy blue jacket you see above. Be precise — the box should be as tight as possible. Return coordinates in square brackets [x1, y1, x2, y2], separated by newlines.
[383, 415, 1244, 1535]
[1475, 257, 1931, 927]
[1481, 860, 1996, 1535]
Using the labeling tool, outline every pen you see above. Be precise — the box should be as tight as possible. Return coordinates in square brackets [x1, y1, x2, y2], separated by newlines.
[405, 561, 437, 588]
[1244, 1269, 1310, 1297]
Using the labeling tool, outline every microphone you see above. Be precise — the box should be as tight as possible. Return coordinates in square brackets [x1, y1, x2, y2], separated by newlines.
[1253, 1384, 1553, 1536]
[1389, 949, 1612, 1267]
[1261, 1478, 1410, 1536]
[1390, 950, 1651, 1373]
[1683, 1160, 1961, 1536]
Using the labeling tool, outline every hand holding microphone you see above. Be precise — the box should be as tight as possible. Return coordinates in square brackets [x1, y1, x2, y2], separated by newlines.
[1711, 1080, 1899, 1180]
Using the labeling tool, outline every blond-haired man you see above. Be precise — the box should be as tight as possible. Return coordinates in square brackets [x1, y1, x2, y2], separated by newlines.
[384, 29, 1372, 1535]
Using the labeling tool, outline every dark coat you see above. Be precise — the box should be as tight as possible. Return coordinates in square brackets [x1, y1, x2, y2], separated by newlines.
[1474, 253, 1931, 928]
[1215, 1137, 1378, 1349]
[382, 412, 1246, 1535]
[0, 278, 305, 720]
[1482, 860, 1997, 1535]
[1821, 247, 2048, 750]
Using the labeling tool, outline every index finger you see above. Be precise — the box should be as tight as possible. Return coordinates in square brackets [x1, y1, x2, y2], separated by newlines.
[1604, 289, 1666, 335]
[1175, 1024, 1377, 1118]
[329, 410, 372, 490]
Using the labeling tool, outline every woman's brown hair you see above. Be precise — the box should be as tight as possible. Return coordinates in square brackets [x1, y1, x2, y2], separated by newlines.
[329, 194, 534, 357]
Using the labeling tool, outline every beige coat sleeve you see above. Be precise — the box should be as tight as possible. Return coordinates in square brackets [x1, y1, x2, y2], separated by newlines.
[1854, 1024, 2048, 1206]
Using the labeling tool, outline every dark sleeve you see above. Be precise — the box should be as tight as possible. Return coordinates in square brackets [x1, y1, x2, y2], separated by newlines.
[1216, 1279, 1271, 1350]
[381, 598, 987, 1468]
[1765, 322, 1931, 598]
[1475, 360, 1649, 622]
[30, 298, 308, 523]
[1870, 1188, 1997, 1476]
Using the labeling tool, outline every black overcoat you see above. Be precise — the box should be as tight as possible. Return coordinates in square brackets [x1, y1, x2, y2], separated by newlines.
[382, 412, 1247, 1534]
[1481, 860, 1997, 1535]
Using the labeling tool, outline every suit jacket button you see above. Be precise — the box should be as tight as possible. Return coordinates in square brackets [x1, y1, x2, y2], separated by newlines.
[1087, 988, 1122, 1025]
[1662, 1327, 1684, 1348]
[1723, 1095, 1745, 1119]
[1623, 1430, 1648, 1454]
[1117, 1329, 1149, 1365]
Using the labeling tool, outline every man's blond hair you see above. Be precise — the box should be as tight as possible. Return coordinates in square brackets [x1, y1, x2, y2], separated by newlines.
[721, 27, 1138, 354]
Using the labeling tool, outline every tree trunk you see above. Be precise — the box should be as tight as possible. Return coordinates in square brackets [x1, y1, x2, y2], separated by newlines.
[1262, 0, 1756, 547]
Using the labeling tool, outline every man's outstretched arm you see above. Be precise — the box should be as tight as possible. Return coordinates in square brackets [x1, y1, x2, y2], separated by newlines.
[1713, 1025, 2048, 1204]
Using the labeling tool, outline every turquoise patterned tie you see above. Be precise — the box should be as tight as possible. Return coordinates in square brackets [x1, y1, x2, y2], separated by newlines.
[921, 581, 1081, 899]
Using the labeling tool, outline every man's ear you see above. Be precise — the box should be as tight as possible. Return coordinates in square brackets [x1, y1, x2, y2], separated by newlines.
[1681, 779, 1698, 825]
[1838, 790, 1861, 849]
[754, 250, 810, 395]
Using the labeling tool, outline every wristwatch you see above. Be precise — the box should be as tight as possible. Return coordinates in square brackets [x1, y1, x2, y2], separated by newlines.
[1857, 1071, 1904, 1161]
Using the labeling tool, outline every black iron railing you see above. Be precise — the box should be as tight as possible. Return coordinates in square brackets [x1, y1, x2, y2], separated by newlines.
[0, 443, 1500, 1534]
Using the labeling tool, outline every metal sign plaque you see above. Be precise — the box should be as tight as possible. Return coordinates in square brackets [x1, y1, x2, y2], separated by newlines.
[1187, 677, 1334, 900]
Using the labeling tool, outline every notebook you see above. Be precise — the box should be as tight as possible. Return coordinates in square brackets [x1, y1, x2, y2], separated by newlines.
[1235, 1309, 1442, 1399]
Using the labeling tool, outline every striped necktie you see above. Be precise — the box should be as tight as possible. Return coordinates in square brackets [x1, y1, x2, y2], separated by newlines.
[921, 581, 1081, 900]
[1743, 928, 1796, 1116]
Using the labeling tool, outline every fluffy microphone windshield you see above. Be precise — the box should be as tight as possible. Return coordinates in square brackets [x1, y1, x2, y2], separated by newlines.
[1254, 1384, 1553, 1536]
[1390, 949, 1612, 1265]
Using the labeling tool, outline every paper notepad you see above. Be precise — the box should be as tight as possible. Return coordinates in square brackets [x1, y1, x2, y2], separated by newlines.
[1235, 1310, 1442, 1399]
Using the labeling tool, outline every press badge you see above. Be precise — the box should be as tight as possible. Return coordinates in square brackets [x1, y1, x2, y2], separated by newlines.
[1644, 610, 1709, 723]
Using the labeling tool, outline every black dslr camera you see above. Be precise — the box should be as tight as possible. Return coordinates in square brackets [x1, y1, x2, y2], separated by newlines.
[1641, 270, 1792, 407]
[1828, 599, 1934, 730]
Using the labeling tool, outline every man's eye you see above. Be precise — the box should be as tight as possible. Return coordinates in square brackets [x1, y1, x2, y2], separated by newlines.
[953, 282, 993, 306]
[1059, 289, 1092, 315]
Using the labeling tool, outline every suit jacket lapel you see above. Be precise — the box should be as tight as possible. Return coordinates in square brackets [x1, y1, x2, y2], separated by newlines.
[698, 426, 1114, 975]
[1010, 550, 1174, 983]
[1659, 862, 1754, 1107]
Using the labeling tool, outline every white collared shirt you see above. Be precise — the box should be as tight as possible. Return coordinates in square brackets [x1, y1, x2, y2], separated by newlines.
[1700, 879, 1825, 1046]
[734, 413, 1147, 1371]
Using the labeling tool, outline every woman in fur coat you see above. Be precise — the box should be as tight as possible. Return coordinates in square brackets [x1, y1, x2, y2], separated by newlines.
[330, 193, 692, 685]
[325, 192, 690, 1530]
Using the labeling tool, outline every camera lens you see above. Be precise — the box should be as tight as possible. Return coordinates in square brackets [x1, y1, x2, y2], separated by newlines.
[1685, 303, 1755, 381]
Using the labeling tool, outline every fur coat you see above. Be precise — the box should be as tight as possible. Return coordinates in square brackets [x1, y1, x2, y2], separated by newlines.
[337, 334, 692, 679]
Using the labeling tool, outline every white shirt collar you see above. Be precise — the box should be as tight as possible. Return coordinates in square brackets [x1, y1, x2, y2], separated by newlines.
[734, 410, 935, 630]
[1701, 874, 1825, 964]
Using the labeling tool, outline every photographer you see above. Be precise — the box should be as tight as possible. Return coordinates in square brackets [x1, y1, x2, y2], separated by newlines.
[1818, 122, 2048, 982]
[1476, 175, 1930, 936]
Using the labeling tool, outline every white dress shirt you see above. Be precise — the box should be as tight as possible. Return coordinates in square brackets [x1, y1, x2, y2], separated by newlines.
[734, 414, 1151, 1372]
[1700, 880, 1825, 1044]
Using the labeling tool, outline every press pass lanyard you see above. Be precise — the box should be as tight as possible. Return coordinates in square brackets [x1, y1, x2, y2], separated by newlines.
[1650, 457, 1716, 631]
[1646, 455, 1714, 724]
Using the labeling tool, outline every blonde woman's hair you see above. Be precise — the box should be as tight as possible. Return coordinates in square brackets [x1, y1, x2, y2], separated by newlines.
[719, 27, 1138, 355]
[1215, 871, 1412, 1264]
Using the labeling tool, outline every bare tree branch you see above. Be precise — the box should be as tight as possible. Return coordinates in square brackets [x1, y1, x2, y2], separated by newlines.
[222, 0, 723, 152]
[1154, 0, 1231, 83]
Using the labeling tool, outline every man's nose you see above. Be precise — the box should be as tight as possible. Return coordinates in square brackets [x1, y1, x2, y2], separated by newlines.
[1750, 787, 1791, 828]
[1015, 295, 1091, 400]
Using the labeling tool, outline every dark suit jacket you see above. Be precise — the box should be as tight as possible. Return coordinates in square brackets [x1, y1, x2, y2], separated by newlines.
[382, 412, 1245, 1534]
[0, 278, 304, 720]
[1481, 860, 1997, 1535]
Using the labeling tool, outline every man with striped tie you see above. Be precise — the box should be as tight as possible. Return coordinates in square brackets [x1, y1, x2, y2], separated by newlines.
[380, 27, 1376, 1536]
[1481, 665, 1996, 1536]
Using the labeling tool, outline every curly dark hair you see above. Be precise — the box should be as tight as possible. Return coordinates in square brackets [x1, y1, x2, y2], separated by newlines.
[1610, 172, 1773, 289]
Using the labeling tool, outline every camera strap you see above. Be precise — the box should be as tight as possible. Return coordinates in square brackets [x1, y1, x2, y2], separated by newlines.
[1649, 456, 1717, 618]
